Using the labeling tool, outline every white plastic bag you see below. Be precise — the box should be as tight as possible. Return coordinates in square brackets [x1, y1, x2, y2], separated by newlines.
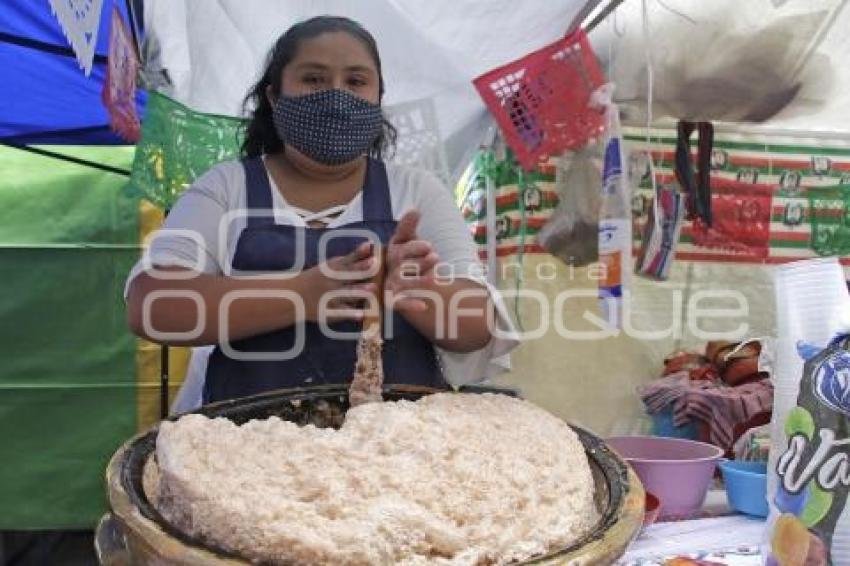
[536, 142, 603, 268]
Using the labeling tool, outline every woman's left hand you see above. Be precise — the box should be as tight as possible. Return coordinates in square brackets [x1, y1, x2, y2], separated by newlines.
[385, 210, 441, 314]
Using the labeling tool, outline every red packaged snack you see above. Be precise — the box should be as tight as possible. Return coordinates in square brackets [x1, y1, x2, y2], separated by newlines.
[691, 179, 773, 260]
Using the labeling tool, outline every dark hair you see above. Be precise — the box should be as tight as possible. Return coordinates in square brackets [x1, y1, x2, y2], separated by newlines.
[240, 16, 397, 159]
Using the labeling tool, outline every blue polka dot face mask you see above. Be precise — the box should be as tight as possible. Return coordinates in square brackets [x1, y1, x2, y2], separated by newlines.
[272, 89, 384, 165]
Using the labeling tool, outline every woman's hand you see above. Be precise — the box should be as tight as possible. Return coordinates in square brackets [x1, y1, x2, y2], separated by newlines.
[386, 210, 441, 314]
[384, 209, 492, 351]
[301, 242, 377, 323]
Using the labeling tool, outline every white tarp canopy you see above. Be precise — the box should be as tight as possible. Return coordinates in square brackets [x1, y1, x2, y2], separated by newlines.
[145, 0, 850, 175]
[143, 0, 601, 177]
[598, 0, 850, 136]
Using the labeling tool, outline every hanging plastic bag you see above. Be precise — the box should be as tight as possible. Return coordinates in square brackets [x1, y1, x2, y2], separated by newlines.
[765, 258, 850, 566]
[536, 141, 603, 267]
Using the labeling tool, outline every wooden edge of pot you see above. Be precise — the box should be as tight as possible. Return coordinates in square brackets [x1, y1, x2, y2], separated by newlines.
[103, 423, 645, 566]
[533, 467, 645, 565]
[105, 434, 250, 565]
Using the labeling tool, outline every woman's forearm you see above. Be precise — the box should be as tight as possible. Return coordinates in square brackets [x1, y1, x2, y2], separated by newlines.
[128, 267, 494, 351]
[398, 279, 493, 352]
[126, 268, 312, 346]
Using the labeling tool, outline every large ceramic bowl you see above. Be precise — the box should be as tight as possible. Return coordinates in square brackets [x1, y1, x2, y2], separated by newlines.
[96, 385, 644, 565]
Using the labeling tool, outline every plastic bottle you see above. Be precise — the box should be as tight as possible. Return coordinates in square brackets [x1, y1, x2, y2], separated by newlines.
[597, 89, 631, 329]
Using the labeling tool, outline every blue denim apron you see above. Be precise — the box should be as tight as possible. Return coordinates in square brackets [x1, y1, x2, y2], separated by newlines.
[203, 157, 446, 403]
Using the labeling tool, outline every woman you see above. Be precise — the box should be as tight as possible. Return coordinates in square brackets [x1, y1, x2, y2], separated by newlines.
[126, 16, 516, 405]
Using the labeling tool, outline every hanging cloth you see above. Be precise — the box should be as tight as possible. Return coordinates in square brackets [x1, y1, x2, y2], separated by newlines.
[102, 6, 141, 142]
[674, 120, 714, 226]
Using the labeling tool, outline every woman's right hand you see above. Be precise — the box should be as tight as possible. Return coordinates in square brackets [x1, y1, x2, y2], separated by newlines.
[301, 241, 377, 323]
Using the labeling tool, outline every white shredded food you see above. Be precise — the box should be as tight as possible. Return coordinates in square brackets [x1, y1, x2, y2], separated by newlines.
[155, 393, 597, 565]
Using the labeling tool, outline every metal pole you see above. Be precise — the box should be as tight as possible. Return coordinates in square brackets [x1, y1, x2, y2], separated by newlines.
[124, 0, 142, 60]
[160, 344, 169, 419]
[584, 0, 628, 34]
[160, 206, 171, 419]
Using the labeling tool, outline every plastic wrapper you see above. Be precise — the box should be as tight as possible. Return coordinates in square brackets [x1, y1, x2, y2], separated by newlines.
[691, 180, 774, 260]
[765, 258, 850, 565]
[733, 424, 771, 462]
[634, 186, 685, 280]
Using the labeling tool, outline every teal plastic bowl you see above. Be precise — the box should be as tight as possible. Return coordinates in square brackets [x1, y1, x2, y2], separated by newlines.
[719, 460, 768, 517]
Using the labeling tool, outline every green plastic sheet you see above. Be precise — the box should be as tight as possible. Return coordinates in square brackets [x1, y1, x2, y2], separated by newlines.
[0, 145, 138, 530]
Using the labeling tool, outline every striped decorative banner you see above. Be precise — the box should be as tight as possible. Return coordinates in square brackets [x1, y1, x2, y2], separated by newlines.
[457, 149, 558, 259]
[628, 128, 850, 266]
[459, 130, 850, 267]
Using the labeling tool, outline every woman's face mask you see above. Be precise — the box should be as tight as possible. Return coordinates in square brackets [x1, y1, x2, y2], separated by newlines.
[273, 89, 383, 166]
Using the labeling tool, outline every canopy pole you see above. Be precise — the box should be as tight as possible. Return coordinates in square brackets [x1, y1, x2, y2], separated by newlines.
[584, 0, 628, 34]
[0, 31, 108, 63]
[124, 0, 142, 60]
[0, 143, 130, 176]
[567, 0, 604, 35]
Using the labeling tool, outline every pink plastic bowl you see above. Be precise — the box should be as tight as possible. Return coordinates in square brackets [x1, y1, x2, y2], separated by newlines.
[605, 436, 723, 519]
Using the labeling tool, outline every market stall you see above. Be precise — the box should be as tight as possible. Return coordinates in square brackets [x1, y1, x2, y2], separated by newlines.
[2, 0, 850, 564]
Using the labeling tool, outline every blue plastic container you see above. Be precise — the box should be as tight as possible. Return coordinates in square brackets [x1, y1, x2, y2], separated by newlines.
[720, 460, 769, 517]
[651, 407, 698, 440]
